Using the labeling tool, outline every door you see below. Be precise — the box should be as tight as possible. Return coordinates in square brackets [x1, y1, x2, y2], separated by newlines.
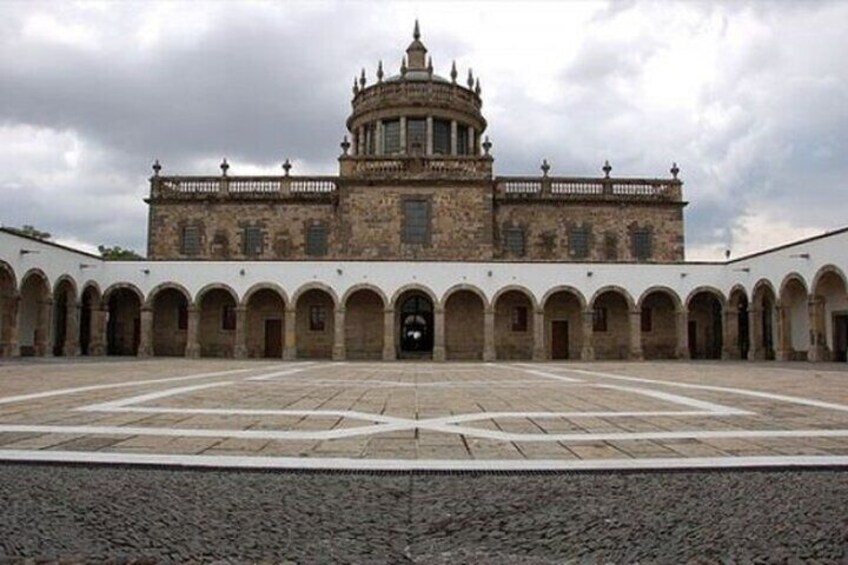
[833, 314, 848, 363]
[264, 318, 283, 358]
[551, 320, 569, 360]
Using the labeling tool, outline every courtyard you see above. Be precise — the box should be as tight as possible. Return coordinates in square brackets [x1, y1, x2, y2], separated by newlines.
[0, 359, 846, 470]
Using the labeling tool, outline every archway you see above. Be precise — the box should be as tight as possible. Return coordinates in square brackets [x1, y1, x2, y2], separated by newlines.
[639, 289, 680, 360]
[687, 290, 724, 359]
[751, 282, 777, 360]
[151, 287, 190, 356]
[246, 288, 286, 359]
[296, 288, 335, 359]
[543, 289, 584, 360]
[728, 287, 750, 360]
[79, 284, 101, 356]
[444, 289, 484, 360]
[591, 289, 632, 360]
[0, 263, 17, 357]
[811, 267, 848, 362]
[106, 287, 141, 356]
[18, 271, 51, 356]
[396, 291, 434, 358]
[778, 276, 809, 361]
[198, 287, 237, 358]
[52, 278, 78, 356]
[345, 288, 384, 360]
[494, 289, 534, 360]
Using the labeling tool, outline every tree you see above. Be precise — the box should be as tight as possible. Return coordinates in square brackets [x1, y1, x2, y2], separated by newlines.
[98, 245, 144, 261]
[8, 225, 51, 240]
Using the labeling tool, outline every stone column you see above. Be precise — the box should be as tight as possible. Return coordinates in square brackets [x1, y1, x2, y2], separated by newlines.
[450, 120, 458, 156]
[468, 126, 475, 155]
[34, 298, 52, 357]
[185, 305, 201, 358]
[90, 306, 108, 356]
[375, 120, 383, 156]
[399, 116, 407, 154]
[332, 307, 346, 361]
[748, 306, 763, 360]
[722, 307, 738, 360]
[234, 306, 248, 359]
[283, 306, 297, 360]
[676, 309, 690, 359]
[483, 307, 496, 361]
[581, 309, 595, 361]
[64, 300, 80, 356]
[808, 296, 827, 362]
[775, 304, 792, 361]
[532, 308, 545, 361]
[629, 309, 643, 360]
[432, 307, 446, 362]
[382, 308, 396, 361]
[137, 306, 154, 358]
[0, 293, 20, 357]
[426, 116, 434, 156]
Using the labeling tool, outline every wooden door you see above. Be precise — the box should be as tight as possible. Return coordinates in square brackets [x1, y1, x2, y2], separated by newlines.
[264, 319, 283, 358]
[551, 320, 569, 360]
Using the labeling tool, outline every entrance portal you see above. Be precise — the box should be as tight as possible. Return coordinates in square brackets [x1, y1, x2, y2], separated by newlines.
[399, 294, 433, 357]
[551, 320, 569, 360]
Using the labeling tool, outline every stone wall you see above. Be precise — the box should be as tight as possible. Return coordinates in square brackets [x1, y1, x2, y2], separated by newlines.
[295, 289, 335, 359]
[444, 290, 485, 360]
[152, 289, 187, 356]
[344, 290, 384, 359]
[198, 289, 236, 358]
[245, 289, 285, 359]
[494, 290, 533, 360]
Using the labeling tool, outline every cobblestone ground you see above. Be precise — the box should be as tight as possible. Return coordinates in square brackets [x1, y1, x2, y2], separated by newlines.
[0, 464, 845, 563]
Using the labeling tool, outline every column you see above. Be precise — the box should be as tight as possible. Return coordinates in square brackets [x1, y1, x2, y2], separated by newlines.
[0, 293, 20, 357]
[375, 120, 383, 156]
[433, 307, 446, 362]
[467, 126, 475, 155]
[283, 306, 297, 360]
[676, 309, 690, 359]
[64, 300, 80, 356]
[450, 120, 458, 156]
[581, 309, 595, 361]
[483, 307, 496, 361]
[185, 305, 201, 358]
[722, 307, 737, 360]
[34, 298, 52, 357]
[748, 306, 762, 360]
[532, 308, 545, 361]
[399, 116, 407, 154]
[234, 306, 247, 359]
[629, 309, 643, 360]
[808, 296, 827, 362]
[90, 306, 107, 356]
[426, 116, 434, 156]
[332, 307, 346, 361]
[138, 306, 153, 357]
[775, 304, 791, 361]
[382, 308, 396, 361]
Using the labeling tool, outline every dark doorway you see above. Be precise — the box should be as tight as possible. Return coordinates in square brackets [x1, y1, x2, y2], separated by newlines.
[399, 294, 433, 356]
[264, 319, 283, 358]
[551, 320, 569, 360]
[52, 292, 68, 356]
[737, 296, 749, 359]
[833, 314, 848, 363]
[762, 298, 775, 360]
[80, 292, 92, 355]
[688, 320, 697, 357]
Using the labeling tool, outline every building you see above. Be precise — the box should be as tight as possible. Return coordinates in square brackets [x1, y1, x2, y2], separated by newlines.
[0, 24, 846, 364]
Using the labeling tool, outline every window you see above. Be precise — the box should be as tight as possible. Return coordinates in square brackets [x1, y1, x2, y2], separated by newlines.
[604, 233, 618, 261]
[366, 123, 376, 155]
[641, 308, 652, 332]
[569, 226, 590, 259]
[512, 306, 528, 332]
[222, 304, 236, 331]
[180, 225, 200, 256]
[456, 126, 469, 155]
[242, 226, 263, 256]
[407, 119, 426, 154]
[383, 119, 401, 154]
[433, 120, 450, 154]
[504, 226, 525, 256]
[177, 303, 188, 330]
[632, 228, 652, 261]
[309, 304, 326, 331]
[306, 224, 327, 257]
[593, 307, 608, 332]
[403, 199, 429, 244]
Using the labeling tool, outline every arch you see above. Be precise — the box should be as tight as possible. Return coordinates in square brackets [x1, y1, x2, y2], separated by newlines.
[295, 285, 336, 359]
[750, 278, 777, 361]
[778, 272, 808, 301]
[105, 285, 142, 356]
[541, 285, 587, 311]
[245, 285, 287, 359]
[441, 283, 489, 310]
[777, 272, 810, 360]
[809, 265, 848, 362]
[0, 261, 18, 358]
[145, 282, 193, 309]
[491, 284, 538, 311]
[726, 285, 750, 360]
[590, 285, 636, 311]
[812, 264, 848, 296]
[78, 282, 102, 356]
[752, 279, 778, 303]
[52, 275, 79, 300]
[0, 260, 16, 289]
[80, 280, 102, 301]
[103, 282, 144, 307]
[241, 282, 289, 308]
[444, 288, 485, 360]
[684, 286, 727, 310]
[17, 269, 51, 356]
[342, 283, 388, 309]
[390, 283, 439, 310]
[291, 282, 340, 308]
[727, 284, 749, 308]
[52, 276, 78, 356]
[636, 286, 683, 312]
[195, 282, 238, 306]
[344, 287, 385, 360]
[21, 268, 50, 293]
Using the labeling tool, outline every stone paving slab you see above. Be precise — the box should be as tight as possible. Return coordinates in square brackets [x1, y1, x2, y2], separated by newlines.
[0, 358, 847, 469]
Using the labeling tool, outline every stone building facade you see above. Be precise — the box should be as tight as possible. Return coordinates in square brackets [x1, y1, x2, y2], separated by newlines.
[146, 25, 685, 264]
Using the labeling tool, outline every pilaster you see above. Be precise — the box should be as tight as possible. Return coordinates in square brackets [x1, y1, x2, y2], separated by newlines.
[283, 306, 297, 360]
[382, 308, 396, 361]
[234, 306, 248, 359]
[580, 309, 595, 361]
[483, 307, 495, 361]
[185, 305, 201, 358]
[432, 307, 446, 362]
[332, 307, 346, 361]
[138, 306, 154, 358]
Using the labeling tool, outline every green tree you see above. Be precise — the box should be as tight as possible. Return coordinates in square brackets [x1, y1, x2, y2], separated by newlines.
[98, 245, 144, 261]
[8, 224, 51, 240]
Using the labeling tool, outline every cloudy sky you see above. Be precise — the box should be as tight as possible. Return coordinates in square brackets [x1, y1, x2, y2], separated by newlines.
[1, 0, 846, 260]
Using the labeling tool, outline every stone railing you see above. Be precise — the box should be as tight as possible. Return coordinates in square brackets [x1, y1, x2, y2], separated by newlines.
[495, 177, 682, 201]
[150, 176, 339, 199]
[339, 155, 492, 179]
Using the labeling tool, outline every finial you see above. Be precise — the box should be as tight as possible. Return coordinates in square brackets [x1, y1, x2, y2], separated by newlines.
[400, 56, 407, 76]
[340, 136, 351, 156]
[152, 159, 161, 177]
[482, 136, 492, 156]
[474, 78, 481, 96]
[467, 68, 474, 89]
[413, 19, 420, 41]
[541, 159, 550, 177]
[353, 77, 359, 95]
[670, 162, 680, 179]
[427, 56, 433, 76]
[282, 158, 292, 176]
[377, 60, 384, 83]
[602, 160, 612, 178]
[220, 158, 229, 176]
[359, 68, 366, 88]
[450, 60, 457, 83]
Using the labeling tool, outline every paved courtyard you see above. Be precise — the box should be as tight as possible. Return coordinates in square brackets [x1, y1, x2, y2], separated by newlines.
[0, 359, 847, 470]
